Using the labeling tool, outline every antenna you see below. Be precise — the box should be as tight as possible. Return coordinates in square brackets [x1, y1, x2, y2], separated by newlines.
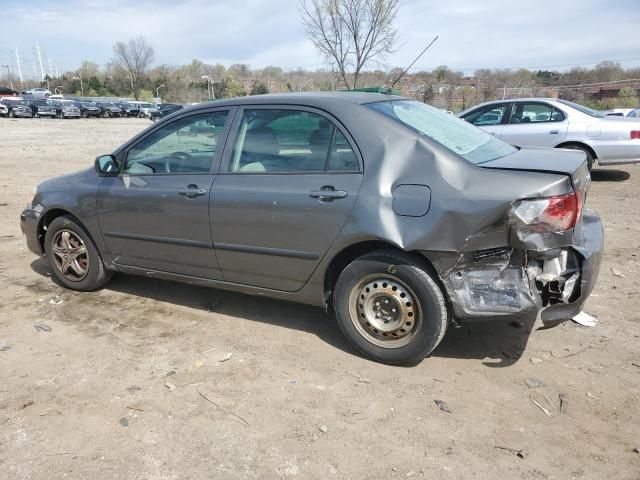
[390, 35, 439, 89]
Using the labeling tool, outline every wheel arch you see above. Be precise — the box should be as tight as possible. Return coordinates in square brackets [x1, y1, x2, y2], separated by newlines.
[323, 240, 443, 306]
[555, 141, 598, 161]
[37, 208, 91, 253]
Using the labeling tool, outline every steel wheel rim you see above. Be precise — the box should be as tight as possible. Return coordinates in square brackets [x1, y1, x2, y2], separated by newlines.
[51, 229, 89, 281]
[348, 274, 422, 349]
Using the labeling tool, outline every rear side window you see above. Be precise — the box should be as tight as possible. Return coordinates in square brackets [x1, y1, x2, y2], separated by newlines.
[369, 100, 515, 165]
[510, 102, 565, 123]
[228, 109, 359, 173]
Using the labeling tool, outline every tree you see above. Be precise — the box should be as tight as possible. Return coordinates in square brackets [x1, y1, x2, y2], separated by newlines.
[300, 0, 399, 89]
[112, 37, 155, 100]
[250, 82, 269, 95]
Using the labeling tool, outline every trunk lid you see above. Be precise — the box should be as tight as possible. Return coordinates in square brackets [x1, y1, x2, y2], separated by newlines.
[480, 147, 590, 199]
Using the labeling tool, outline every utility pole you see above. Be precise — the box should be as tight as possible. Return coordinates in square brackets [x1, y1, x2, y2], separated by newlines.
[15, 47, 24, 88]
[3, 65, 14, 90]
[48, 58, 54, 79]
[35, 41, 45, 81]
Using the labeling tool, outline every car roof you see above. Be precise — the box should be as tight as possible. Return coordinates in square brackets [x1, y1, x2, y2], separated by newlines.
[184, 91, 406, 112]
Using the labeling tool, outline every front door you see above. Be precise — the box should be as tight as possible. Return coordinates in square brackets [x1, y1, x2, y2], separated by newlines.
[210, 107, 363, 291]
[97, 108, 232, 279]
[500, 101, 568, 148]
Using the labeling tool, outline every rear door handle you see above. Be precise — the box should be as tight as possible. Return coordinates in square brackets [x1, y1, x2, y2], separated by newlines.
[310, 187, 348, 201]
[549, 129, 560, 134]
[179, 185, 207, 198]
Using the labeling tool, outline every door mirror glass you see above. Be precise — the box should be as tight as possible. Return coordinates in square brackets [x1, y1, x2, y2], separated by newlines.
[95, 155, 119, 175]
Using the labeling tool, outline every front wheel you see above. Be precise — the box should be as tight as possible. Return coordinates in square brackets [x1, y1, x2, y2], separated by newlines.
[333, 250, 448, 364]
[44, 216, 113, 291]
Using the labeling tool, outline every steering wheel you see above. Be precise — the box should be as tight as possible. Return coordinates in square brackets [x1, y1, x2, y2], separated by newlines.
[164, 151, 193, 173]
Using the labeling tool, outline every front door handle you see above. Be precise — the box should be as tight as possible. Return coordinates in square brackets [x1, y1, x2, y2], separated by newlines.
[179, 184, 207, 198]
[310, 186, 348, 201]
[549, 129, 560, 134]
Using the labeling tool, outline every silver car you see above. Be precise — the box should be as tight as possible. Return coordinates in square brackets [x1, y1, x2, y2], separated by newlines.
[460, 98, 640, 169]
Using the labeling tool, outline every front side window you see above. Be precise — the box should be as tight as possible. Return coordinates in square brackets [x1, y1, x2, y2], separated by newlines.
[462, 103, 509, 126]
[369, 100, 515, 165]
[228, 109, 358, 173]
[509, 102, 564, 124]
[124, 110, 228, 174]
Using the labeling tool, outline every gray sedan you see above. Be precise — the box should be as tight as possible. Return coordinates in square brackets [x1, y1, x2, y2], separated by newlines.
[20, 93, 603, 364]
[460, 98, 640, 170]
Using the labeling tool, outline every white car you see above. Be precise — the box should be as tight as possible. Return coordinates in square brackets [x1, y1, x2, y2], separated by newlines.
[459, 98, 640, 170]
[127, 101, 159, 118]
[22, 88, 52, 99]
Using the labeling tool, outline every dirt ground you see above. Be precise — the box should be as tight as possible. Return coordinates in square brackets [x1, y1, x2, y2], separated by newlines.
[0, 117, 639, 480]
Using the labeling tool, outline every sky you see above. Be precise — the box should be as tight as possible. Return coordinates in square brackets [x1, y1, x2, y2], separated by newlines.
[1, 0, 639, 78]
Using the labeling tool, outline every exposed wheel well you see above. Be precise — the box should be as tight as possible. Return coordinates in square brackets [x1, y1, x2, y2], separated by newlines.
[555, 141, 597, 161]
[323, 241, 438, 306]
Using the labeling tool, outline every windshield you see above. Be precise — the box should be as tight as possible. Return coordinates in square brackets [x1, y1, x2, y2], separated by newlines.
[368, 100, 515, 164]
[556, 99, 605, 118]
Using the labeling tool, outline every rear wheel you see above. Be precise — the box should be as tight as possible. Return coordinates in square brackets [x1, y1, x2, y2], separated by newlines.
[333, 250, 448, 364]
[44, 216, 113, 291]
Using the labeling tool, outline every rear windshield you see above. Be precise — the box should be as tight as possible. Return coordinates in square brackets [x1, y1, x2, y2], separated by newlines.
[556, 99, 605, 118]
[367, 100, 515, 164]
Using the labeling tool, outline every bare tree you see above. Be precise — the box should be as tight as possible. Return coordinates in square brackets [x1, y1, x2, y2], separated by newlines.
[112, 37, 155, 99]
[300, 0, 399, 89]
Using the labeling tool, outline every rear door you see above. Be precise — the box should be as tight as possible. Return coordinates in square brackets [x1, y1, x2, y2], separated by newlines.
[210, 106, 363, 291]
[96, 107, 234, 279]
[460, 102, 511, 138]
[500, 101, 568, 147]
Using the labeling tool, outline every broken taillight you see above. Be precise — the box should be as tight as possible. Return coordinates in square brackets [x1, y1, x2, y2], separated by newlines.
[511, 191, 581, 232]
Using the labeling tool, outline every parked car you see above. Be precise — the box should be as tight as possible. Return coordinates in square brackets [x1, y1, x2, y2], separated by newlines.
[0, 86, 19, 98]
[459, 98, 640, 170]
[128, 101, 159, 118]
[22, 87, 52, 99]
[98, 103, 123, 118]
[20, 93, 603, 364]
[76, 102, 102, 118]
[27, 99, 58, 118]
[150, 103, 183, 122]
[1, 98, 33, 118]
[115, 102, 140, 117]
[50, 100, 81, 119]
[627, 109, 640, 118]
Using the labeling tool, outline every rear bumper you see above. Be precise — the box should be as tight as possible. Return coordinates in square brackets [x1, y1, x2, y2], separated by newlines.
[438, 209, 604, 322]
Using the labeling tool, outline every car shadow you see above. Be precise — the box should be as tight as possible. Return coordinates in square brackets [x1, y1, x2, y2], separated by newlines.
[591, 169, 630, 182]
[30, 259, 535, 367]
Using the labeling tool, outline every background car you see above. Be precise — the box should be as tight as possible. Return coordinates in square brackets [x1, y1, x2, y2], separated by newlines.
[0, 86, 19, 98]
[115, 102, 140, 117]
[1, 98, 33, 118]
[20, 92, 603, 364]
[128, 101, 159, 118]
[627, 109, 640, 118]
[98, 103, 123, 117]
[76, 102, 102, 118]
[22, 87, 52, 99]
[150, 103, 183, 121]
[27, 99, 58, 118]
[459, 98, 640, 170]
[50, 99, 81, 119]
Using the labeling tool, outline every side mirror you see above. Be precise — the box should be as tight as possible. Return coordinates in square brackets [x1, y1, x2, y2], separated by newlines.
[95, 155, 120, 176]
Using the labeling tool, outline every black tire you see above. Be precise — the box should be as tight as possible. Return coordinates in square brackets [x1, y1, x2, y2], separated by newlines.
[561, 144, 594, 171]
[333, 250, 448, 364]
[81, 111, 87, 118]
[44, 215, 113, 291]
